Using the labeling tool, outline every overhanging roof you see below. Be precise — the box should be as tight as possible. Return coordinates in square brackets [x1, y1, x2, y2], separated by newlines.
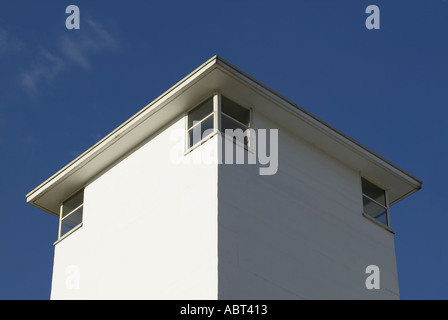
[26, 56, 422, 216]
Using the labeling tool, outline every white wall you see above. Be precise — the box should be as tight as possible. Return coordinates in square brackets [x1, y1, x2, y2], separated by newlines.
[51, 115, 218, 299]
[50, 105, 400, 299]
[218, 110, 400, 299]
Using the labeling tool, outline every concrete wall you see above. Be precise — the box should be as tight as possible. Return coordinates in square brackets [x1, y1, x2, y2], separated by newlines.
[51, 115, 219, 299]
[218, 110, 399, 299]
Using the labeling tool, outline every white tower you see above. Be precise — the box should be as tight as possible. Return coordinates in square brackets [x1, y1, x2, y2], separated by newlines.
[26, 56, 421, 299]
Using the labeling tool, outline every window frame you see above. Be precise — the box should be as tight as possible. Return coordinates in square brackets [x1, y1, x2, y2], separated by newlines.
[220, 95, 252, 150]
[57, 188, 84, 242]
[186, 112, 215, 149]
[361, 177, 393, 232]
[185, 92, 252, 153]
[185, 95, 217, 152]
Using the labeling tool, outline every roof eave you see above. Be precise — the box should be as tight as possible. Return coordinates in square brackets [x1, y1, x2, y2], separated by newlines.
[26, 55, 422, 215]
[26, 55, 222, 215]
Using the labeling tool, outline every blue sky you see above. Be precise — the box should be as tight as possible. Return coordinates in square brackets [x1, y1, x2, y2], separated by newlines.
[1, 0, 447, 299]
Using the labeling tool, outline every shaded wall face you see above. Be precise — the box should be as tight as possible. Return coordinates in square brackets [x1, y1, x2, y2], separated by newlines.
[218, 111, 399, 299]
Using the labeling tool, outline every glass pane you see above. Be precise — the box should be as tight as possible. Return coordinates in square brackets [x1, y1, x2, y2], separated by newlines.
[363, 195, 388, 226]
[61, 206, 83, 237]
[361, 178, 386, 206]
[62, 190, 84, 217]
[187, 97, 214, 129]
[221, 96, 250, 126]
[221, 114, 249, 146]
[188, 114, 214, 148]
[374, 211, 388, 226]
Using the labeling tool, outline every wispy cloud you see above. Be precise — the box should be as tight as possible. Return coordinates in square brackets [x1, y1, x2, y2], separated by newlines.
[20, 50, 66, 94]
[59, 19, 118, 69]
[19, 19, 118, 94]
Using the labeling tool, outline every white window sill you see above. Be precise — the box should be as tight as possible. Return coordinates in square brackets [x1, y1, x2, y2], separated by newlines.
[54, 223, 83, 245]
[362, 213, 395, 234]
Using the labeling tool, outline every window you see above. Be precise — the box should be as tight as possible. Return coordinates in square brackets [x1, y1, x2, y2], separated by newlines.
[186, 93, 251, 149]
[361, 178, 389, 227]
[221, 96, 251, 147]
[187, 97, 214, 148]
[59, 189, 83, 238]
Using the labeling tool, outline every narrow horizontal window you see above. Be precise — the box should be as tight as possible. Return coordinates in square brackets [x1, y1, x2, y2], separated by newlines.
[187, 97, 214, 149]
[187, 113, 214, 148]
[220, 96, 251, 147]
[60, 189, 83, 238]
[187, 98, 214, 129]
[363, 195, 388, 226]
[221, 113, 249, 146]
[61, 190, 83, 218]
[361, 178, 389, 227]
[362, 178, 386, 206]
[221, 96, 251, 126]
[186, 94, 252, 150]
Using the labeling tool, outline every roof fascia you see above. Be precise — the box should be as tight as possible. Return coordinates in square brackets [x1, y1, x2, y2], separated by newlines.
[214, 57, 422, 194]
[26, 56, 221, 211]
